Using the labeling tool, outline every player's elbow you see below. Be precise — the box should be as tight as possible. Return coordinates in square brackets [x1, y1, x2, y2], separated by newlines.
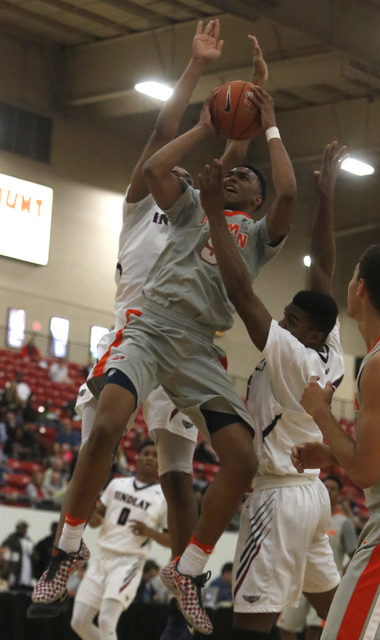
[142, 157, 162, 186]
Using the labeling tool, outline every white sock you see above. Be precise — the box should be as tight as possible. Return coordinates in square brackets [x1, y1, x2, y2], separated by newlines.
[177, 542, 212, 577]
[59, 520, 86, 554]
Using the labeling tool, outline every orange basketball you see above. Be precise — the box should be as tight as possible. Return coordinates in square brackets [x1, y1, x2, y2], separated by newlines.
[209, 80, 261, 140]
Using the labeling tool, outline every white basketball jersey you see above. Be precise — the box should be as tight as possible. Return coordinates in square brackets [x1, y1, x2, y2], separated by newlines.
[97, 476, 167, 558]
[247, 320, 344, 484]
[113, 190, 169, 331]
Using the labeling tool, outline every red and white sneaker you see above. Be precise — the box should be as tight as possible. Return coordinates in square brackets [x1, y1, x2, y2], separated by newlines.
[27, 541, 90, 619]
[160, 558, 213, 635]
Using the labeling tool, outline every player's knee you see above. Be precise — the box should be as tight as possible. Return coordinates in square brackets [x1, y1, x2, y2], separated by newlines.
[98, 609, 117, 638]
[86, 418, 123, 455]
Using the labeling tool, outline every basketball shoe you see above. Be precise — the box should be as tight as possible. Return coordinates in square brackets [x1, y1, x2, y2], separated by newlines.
[160, 558, 213, 635]
[27, 541, 90, 619]
[159, 597, 194, 640]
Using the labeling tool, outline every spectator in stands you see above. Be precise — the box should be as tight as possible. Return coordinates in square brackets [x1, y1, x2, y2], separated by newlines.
[0, 546, 9, 591]
[2, 381, 19, 411]
[21, 336, 41, 362]
[49, 357, 72, 384]
[47, 442, 64, 468]
[134, 560, 161, 604]
[15, 372, 32, 406]
[33, 522, 58, 579]
[0, 443, 8, 487]
[36, 401, 60, 429]
[0, 409, 8, 446]
[2, 520, 34, 591]
[56, 418, 81, 454]
[42, 459, 68, 505]
[7, 426, 33, 461]
[26, 470, 49, 506]
[3, 410, 23, 456]
[210, 562, 233, 604]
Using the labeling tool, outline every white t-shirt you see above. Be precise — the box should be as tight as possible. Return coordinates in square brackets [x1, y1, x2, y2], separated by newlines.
[247, 320, 344, 484]
[98, 476, 167, 558]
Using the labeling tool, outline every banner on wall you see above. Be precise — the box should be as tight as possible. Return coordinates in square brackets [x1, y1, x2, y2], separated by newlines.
[0, 173, 53, 265]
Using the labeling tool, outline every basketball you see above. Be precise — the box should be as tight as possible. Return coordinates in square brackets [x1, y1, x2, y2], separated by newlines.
[209, 80, 261, 140]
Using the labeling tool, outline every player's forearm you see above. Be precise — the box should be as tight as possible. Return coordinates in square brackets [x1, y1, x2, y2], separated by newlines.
[219, 139, 251, 174]
[309, 190, 335, 293]
[154, 58, 210, 142]
[145, 527, 171, 548]
[144, 122, 212, 181]
[266, 139, 297, 243]
[208, 213, 252, 307]
[311, 406, 371, 488]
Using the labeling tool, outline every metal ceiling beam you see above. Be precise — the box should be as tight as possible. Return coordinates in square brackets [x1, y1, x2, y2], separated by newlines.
[98, 0, 175, 27]
[0, 0, 95, 42]
[37, 0, 134, 35]
[204, 0, 380, 76]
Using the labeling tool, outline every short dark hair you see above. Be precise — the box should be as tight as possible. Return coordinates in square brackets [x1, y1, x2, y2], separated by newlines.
[221, 562, 233, 574]
[138, 438, 155, 454]
[358, 245, 380, 313]
[234, 163, 267, 209]
[292, 290, 338, 339]
[323, 475, 342, 491]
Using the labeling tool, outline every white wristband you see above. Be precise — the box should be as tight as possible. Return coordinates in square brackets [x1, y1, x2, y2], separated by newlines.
[265, 126, 281, 142]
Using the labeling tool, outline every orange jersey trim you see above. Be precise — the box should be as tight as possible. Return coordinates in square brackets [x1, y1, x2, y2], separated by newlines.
[93, 309, 142, 378]
[336, 543, 380, 640]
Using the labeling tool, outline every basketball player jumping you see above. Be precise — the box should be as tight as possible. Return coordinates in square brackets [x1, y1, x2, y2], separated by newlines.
[199, 141, 347, 640]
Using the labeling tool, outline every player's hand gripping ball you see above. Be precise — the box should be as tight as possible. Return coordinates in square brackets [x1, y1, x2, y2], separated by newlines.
[209, 80, 261, 140]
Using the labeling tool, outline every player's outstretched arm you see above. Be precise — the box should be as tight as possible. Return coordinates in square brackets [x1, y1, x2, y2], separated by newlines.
[301, 363, 380, 488]
[249, 87, 297, 245]
[199, 159, 272, 351]
[143, 100, 215, 211]
[128, 19, 223, 204]
[220, 35, 268, 172]
[309, 142, 348, 294]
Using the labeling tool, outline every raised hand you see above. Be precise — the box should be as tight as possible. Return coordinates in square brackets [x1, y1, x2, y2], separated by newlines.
[192, 19, 224, 64]
[313, 141, 348, 197]
[198, 159, 225, 218]
[248, 86, 276, 131]
[249, 35, 268, 87]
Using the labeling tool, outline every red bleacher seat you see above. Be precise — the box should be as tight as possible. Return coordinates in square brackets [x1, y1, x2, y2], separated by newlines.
[7, 459, 44, 474]
[7, 473, 31, 489]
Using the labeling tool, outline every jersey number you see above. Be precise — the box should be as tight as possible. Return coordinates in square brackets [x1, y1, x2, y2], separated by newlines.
[117, 507, 131, 526]
[200, 237, 218, 265]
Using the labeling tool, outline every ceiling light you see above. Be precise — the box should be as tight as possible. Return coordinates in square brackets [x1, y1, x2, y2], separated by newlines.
[341, 158, 374, 176]
[135, 81, 173, 102]
[303, 255, 311, 267]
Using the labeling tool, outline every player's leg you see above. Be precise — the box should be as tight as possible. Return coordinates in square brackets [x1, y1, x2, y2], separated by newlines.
[53, 389, 98, 548]
[161, 420, 257, 635]
[97, 598, 124, 640]
[70, 557, 104, 640]
[71, 601, 100, 640]
[28, 376, 137, 616]
[153, 428, 198, 557]
[153, 428, 198, 640]
[185, 420, 257, 550]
